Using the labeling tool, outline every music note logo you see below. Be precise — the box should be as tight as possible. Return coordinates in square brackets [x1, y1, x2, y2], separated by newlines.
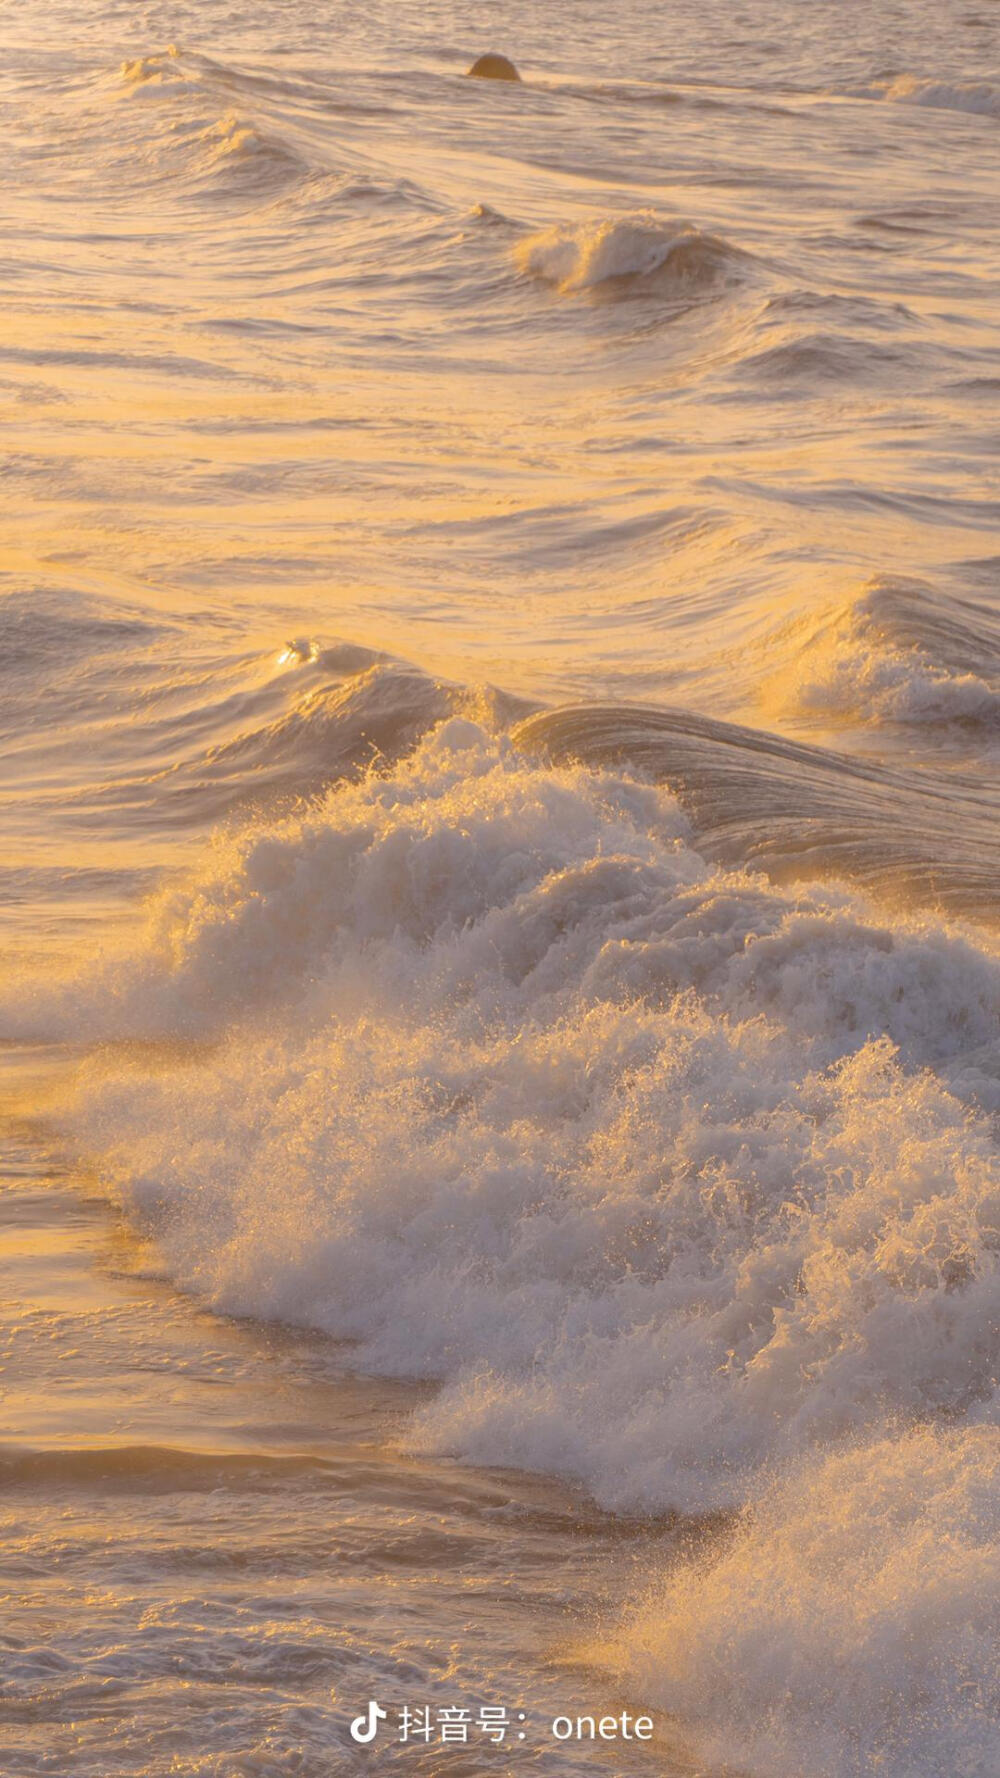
[350, 1700, 389, 1744]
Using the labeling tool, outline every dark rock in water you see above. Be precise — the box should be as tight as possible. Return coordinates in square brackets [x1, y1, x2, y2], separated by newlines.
[467, 53, 521, 82]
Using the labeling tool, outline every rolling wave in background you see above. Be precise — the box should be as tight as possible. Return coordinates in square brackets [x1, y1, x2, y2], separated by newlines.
[2, 1, 1000, 1774]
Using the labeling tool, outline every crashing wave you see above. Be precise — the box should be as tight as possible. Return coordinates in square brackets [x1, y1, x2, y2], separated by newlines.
[761, 576, 1000, 729]
[54, 720, 1000, 1445]
[133, 659, 534, 824]
[515, 211, 747, 294]
[22, 716, 1000, 1778]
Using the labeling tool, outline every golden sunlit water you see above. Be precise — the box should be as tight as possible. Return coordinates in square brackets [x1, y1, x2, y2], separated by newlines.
[2, 2, 999, 1775]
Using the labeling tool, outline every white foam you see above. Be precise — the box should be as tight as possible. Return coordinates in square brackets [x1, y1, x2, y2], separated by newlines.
[763, 577, 1000, 728]
[47, 723, 1000, 1775]
[620, 1427, 1000, 1778]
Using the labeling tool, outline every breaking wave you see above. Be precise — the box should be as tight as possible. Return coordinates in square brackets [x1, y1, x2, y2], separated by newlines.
[515, 211, 748, 295]
[55, 721, 1000, 1456]
[119, 47, 184, 89]
[155, 659, 531, 818]
[762, 576, 1000, 729]
[195, 112, 308, 190]
[113, 47, 312, 204]
[869, 74, 1000, 118]
[20, 706, 1000, 1778]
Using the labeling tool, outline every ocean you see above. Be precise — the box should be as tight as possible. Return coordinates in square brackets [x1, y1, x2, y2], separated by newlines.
[1, 1, 999, 1774]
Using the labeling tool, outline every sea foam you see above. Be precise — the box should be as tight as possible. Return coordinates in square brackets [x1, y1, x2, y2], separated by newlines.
[31, 717, 1000, 1774]
[620, 1426, 1000, 1778]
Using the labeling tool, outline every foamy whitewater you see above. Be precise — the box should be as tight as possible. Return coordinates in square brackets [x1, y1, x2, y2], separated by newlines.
[2, 2, 999, 1775]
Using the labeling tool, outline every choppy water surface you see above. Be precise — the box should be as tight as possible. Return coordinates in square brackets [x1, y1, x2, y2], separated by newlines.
[1, 2, 999, 1774]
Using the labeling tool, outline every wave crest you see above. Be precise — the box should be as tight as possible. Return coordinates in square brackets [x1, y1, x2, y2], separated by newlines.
[119, 47, 182, 88]
[871, 74, 1000, 119]
[185, 112, 308, 198]
[515, 211, 746, 295]
[763, 577, 1000, 729]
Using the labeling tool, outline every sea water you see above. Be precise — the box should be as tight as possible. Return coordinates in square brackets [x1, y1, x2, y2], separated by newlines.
[1, 2, 999, 1774]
